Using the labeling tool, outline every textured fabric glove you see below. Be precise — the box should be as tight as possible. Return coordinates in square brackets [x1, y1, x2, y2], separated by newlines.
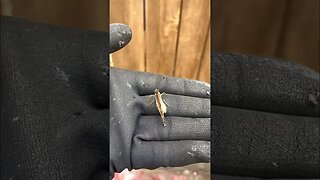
[109, 23, 132, 53]
[1, 16, 109, 179]
[212, 53, 319, 179]
[110, 67, 211, 176]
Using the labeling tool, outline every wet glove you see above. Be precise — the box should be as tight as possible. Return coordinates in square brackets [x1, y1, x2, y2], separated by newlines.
[109, 23, 132, 53]
[212, 53, 319, 179]
[110, 67, 211, 176]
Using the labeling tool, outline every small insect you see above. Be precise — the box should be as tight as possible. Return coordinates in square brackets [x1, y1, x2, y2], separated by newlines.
[153, 89, 168, 127]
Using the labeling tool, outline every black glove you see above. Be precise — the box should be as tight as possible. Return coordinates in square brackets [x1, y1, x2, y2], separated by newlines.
[109, 23, 132, 53]
[212, 53, 319, 179]
[110, 67, 211, 176]
[212, 174, 319, 180]
[1, 16, 109, 179]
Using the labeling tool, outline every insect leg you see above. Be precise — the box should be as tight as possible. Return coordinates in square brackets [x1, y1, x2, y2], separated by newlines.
[162, 117, 167, 127]
[160, 93, 169, 107]
[146, 95, 155, 106]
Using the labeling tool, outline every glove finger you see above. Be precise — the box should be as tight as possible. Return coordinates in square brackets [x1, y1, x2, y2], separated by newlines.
[134, 72, 210, 98]
[134, 116, 210, 141]
[131, 140, 210, 169]
[109, 23, 132, 53]
[213, 105, 319, 178]
[140, 94, 210, 117]
[212, 53, 320, 117]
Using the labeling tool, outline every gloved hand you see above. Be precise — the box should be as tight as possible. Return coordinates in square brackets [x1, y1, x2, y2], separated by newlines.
[109, 23, 132, 53]
[212, 53, 319, 179]
[110, 67, 211, 176]
[1, 16, 109, 180]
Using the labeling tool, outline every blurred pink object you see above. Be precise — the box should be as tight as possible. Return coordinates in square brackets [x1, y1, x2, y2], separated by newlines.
[112, 163, 210, 180]
[113, 169, 190, 180]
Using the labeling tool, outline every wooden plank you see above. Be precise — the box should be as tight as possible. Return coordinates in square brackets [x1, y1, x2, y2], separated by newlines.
[110, 0, 145, 71]
[212, 0, 287, 60]
[276, 0, 319, 72]
[174, 0, 210, 80]
[9, 0, 107, 31]
[145, 0, 182, 76]
[213, 0, 319, 72]
[197, 26, 211, 84]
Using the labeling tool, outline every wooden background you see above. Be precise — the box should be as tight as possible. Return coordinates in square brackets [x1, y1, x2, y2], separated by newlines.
[1, 0, 317, 77]
[1, 0, 210, 83]
[0, 0, 107, 31]
[110, 0, 211, 83]
[213, 0, 319, 72]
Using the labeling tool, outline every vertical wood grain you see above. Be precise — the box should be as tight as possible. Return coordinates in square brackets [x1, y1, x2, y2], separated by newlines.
[8, 0, 107, 31]
[276, 0, 319, 72]
[110, 0, 145, 71]
[174, 0, 210, 80]
[213, 0, 288, 57]
[110, 0, 211, 81]
[145, 0, 182, 76]
[213, 0, 319, 72]
[197, 26, 211, 84]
